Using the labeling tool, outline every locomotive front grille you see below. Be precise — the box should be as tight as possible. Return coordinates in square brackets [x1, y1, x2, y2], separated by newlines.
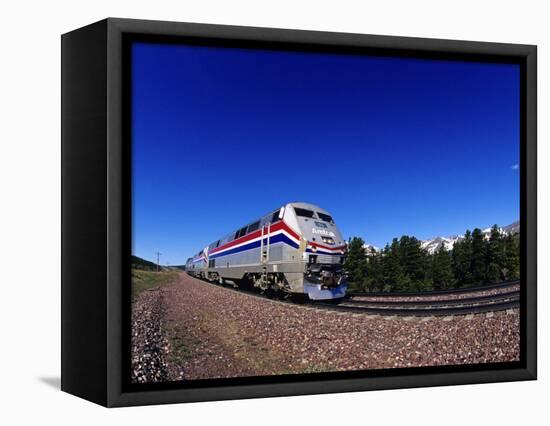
[306, 261, 344, 287]
[315, 254, 342, 264]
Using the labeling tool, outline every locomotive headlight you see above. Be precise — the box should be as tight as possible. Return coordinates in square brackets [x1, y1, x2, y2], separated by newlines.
[321, 236, 335, 245]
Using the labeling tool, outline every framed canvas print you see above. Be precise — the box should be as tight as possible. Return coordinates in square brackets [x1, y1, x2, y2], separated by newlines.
[61, 18, 537, 407]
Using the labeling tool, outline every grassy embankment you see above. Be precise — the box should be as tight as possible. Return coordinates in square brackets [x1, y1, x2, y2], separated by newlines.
[131, 267, 198, 372]
[131, 268, 180, 301]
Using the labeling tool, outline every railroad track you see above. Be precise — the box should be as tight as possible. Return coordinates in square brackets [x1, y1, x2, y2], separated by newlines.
[345, 289, 520, 307]
[315, 299, 519, 316]
[349, 279, 520, 298]
[193, 274, 520, 317]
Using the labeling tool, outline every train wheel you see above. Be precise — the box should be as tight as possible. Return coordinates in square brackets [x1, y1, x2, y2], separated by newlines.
[261, 288, 276, 299]
[290, 294, 308, 304]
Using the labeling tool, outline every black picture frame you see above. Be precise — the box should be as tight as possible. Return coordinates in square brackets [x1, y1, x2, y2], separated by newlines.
[61, 17, 537, 407]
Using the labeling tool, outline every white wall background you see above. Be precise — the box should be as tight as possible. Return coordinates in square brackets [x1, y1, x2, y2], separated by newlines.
[0, 0, 546, 423]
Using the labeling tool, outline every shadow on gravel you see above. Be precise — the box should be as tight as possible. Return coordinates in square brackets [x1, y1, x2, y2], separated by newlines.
[38, 376, 61, 389]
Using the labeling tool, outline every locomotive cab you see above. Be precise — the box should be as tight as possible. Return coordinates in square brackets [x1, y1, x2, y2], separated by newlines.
[283, 202, 348, 300]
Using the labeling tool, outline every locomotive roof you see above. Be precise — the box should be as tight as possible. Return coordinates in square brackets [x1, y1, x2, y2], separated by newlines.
[286, 201, 332, 215]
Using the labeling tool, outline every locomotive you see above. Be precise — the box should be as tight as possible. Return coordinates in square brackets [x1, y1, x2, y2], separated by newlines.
[185, 202, 347, 301]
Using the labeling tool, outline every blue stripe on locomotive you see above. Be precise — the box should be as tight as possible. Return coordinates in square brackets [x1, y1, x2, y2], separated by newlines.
[209, 233, 299, 260]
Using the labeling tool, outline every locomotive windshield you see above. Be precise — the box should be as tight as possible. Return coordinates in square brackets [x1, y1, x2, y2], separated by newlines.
[317, 212, 333, 223]
[294, 207, 315, 218]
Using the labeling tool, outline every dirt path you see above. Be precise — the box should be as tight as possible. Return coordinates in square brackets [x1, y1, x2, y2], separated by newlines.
[149, 272, 520, 381]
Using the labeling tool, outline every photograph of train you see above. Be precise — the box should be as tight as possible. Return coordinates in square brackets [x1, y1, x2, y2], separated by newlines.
[185, 202, 348, 301]
[130, 41, 521, 384]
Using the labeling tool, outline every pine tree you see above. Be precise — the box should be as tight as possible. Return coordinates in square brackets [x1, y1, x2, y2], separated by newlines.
[451, 241, 463, 285]
[503, 233, 520, 279]
[486, 263, 501, 283]
[381, 239, 405, 292]
[344, 237, 367, 291]
[432, 245, 454, 290]
[486, 225, 505, 282]
[347, 223, 517, 294]
[452, 230, 473, 287]
[364, 247, 382, 291]
[399, 236, 430, 291]
[470, 228, 487, 285]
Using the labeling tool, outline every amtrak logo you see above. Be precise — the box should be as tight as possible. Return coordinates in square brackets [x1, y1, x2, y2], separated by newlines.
[311, 228, 335, 237]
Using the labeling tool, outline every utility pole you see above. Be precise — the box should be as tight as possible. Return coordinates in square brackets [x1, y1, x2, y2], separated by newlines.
[155, 252, 161, 272]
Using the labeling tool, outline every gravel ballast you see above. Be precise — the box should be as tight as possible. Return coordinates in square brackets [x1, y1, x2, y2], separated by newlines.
[131, 287, 171, 383]
[131, 272, 520, 383]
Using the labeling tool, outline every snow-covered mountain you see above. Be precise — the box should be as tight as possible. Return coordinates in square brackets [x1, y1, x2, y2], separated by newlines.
[502, 220, 520, 235]
[420, 235, 461, 254]
[363, 244, 380, 255]
[363, 220, 519, 255]
[421, 220, 520, 254]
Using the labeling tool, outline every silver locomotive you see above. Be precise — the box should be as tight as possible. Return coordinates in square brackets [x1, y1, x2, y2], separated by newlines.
[185, 202, 347, 300]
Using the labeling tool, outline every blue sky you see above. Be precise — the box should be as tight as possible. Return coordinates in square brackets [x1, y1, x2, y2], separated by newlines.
[132, 42, 520, 264]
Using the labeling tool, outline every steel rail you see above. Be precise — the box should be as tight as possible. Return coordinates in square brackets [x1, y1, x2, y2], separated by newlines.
[341, 296, 519, 310]
[347, 289, 520, 306]
[349, 279, 520, 298]
[315, 300, 519, 316]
